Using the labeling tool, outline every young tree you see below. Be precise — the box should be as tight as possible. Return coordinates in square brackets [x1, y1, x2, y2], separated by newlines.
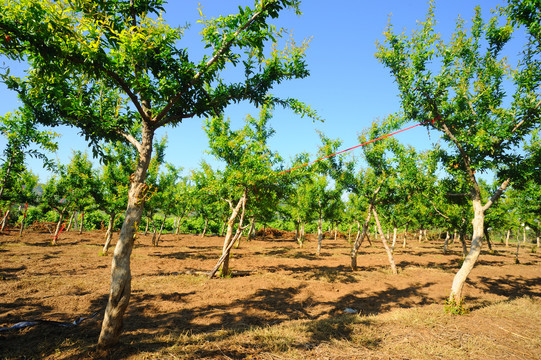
[376, 4, 540, 305]
[205, 105, 285, 277]
[0, 0, 316, 347]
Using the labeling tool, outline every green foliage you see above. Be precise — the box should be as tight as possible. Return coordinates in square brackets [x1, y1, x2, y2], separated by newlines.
[444, 297, 470, 315]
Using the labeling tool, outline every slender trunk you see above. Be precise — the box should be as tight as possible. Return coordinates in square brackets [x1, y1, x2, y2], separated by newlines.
[18, 203, 28, 237]
[459, 232, 468, 258]
[155, 214, 166, 246]
[484, 228, 493, 252]
[443, 231, 450, 254]
[402, 224, 408, 248]
[102, 213, 116, 255]
[220, 221, 226, 236]
[1, 209, 10, 231]
[201, 218, 209, 238]
[515, 241, 520, 264]
[295, 220, 300, 244]
[351, 208, 373, 270]
[78, 212, 85, 235]
[334, 223, 338, 240]
[453, 229, 457, 244]
[144, 217, 149, 235]
[374, 225, 377, 240]
[209, 190, 247, 278]
[536, 231, 540, 248]
[51, 212, 64, 245]
[98, 122, 154, 348]
[66, 212, 75, 232]
[523, 227, 527, 244]
[391, 227, 397, 253]
[373, 208, 397, 275]
[418, 229, 423, 243]
[316, 214, 323, 256]
[505, 229, 510, 247]
[299, 222, 305, 248]
[247, 216, 255, 240]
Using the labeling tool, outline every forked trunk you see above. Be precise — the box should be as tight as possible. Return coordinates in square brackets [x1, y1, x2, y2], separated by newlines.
[98, 124, 154, 349]
[449, 179, 509, 305]
[351, 186, 380, 270]
[209, 190, 247, 278]
[372, 208, 397, 275]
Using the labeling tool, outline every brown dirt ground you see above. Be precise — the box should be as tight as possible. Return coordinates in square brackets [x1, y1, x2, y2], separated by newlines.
[0, 229, 540, 359]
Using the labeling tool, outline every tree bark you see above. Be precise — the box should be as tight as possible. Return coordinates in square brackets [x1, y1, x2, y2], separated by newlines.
[373, 208, 398, 274]
[209, 190, 247, 278]
[103, 213, 116, 255]
[201, 217, 209, 238]
[391, 227, 397, 252]
[505, 229, 510, 247]
[351, 186, 380, 270]
[0, 208, 10, 231]
[66, 212, 75, 232]
[316, 213, 323, 256]
[98, 122, 154, 349]
[78, 212, 85, 235]
[51, 212, 64, 245]
[247, 216, 255, 240]
[443, 231, 450, 254]
[402, 224, 408, 248]
[449, 178, 510, 305]
[155, 214, 166, 246]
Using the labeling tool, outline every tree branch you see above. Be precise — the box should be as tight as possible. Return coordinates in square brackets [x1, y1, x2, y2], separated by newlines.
[154, 3, 269, 125]
[482, 178, 510, 212]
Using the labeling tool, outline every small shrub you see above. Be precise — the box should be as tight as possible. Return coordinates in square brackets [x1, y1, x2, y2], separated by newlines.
[531, 246, 537, 254]
[444, 297, 469, 315]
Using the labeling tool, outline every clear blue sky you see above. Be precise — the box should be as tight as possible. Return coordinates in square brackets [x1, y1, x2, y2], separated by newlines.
[0, 0, 513, 181]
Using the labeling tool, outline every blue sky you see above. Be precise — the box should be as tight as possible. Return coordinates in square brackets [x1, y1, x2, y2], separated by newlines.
[0, 0, 514, 181]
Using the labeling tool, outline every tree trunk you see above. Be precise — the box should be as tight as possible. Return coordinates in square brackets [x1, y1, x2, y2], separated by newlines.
[66, 212, 75, 232]
[536, 231, 540, 248]
[78, 212, 85, 235]
[373, 208, 398, 274]
[220, 221, 226, 236]
[523, 226, 527, 244]
[484, 228, 493, 252]
[247, 216, 255, 240]
[209, 190, 247, 278]
[51, 212, 64, 245]
[155, 214, 166, 246]
[402, 224, 408, 248]
[351, 207, 373, 270]
[295, 220, 300, 243]
[98, 123, 154, 349]
[102, 213, 116, 255]
[201, 217, 209, 238]
[418, 229, 423, 243]
[298, 222, 305, 248]
[459, 232, 468, 258]
[391, 227, 397, 252]
[449, 178, 509, 305]
[18, 203, 28, 237]
[0, 208, 10, 231]
[505, 229, 510, 247]
[443, 231, 450, 254]
[316, 214, 323, 256]
[144, 216, 149, 235]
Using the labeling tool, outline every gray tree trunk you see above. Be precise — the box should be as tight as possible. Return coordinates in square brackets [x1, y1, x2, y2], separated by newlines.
[373, 208, 397, 274]
[51, 211, 64, 245]
[98, 122, 154, 348]
[78, 212, 84, 235]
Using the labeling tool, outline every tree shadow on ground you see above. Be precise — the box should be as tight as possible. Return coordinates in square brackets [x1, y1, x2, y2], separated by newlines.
[474, 275, 541, 298]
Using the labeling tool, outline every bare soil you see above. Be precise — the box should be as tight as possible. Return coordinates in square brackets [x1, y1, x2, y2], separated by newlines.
[1, 229, 540, 359]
